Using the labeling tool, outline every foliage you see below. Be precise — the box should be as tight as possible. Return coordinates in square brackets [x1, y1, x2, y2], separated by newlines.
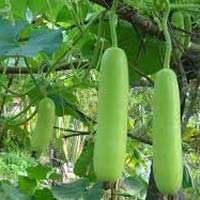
[0, 151, 35, 180]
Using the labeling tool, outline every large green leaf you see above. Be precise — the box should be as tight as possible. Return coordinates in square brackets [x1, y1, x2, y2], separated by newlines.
[122, 176, 147, 197]
[9, 0, 28, 19]
[18, 176, 37, 195]
[56, 1, 89, 28]
[0, 18, 26, 53]
[56, 5, 74, 27]
[48, 172, 62, 181]
[26, 164, 51, 180]
[9, 0, 89, 26]
[25, 79, 92, 125]
[33, 188, 55, 200]
[52, 179, 88, 200]
[0, 17, 63, 57]
[136, 36, 165, 74]
[52, 179, 104, 200]
[0, 183, 31, 200]
[89, 20, 165, 82]
[118, 21, 165, 82]
[182, 164, 193, 188]
[0, 1, 6, 8]
[80, 34, 96, 59]
[0, 1, 9, 17]
[82, 182, 104, 200]
[50, 94, 79, 117]
[50, 94, 93, 126]
[9, 0, 66, 20]
[74, 142, 96, 181]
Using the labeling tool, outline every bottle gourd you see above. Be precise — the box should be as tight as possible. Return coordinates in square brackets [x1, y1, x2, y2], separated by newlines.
[152, 68, 183, 194]
[93, 47, 129, 181]
[31, 97, 55, 153]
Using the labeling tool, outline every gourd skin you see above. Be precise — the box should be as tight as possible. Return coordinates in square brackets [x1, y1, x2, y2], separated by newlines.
[31, 97, 55, 153]
[152, 68, 183, 194]
[93, 47, 129, 181]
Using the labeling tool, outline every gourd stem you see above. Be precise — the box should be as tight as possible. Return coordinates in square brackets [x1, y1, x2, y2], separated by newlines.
[162, 5, 171, 69]
[109, 0, 119, 47]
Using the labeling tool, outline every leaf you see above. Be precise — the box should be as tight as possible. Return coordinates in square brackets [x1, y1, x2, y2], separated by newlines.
[117, 20, 139, 64]
[27, 0, 50, 17]
[9, 0, 66, 20]
[118, 21, 165, 82]
[50, 94, 78, 117]
[135, 36, 165, 76]
[9, 0, 28, 19]
[26, 164, 51, 180]
[133, 147, 143, 160]
[0, 1, 7, 9]
[89, 20, 165, 82]
[56, 5, 75, 28]
[182, 164, 193, 188]
[56, 1, 89, 28]
[0, 183, 31, 200]
[50, 94, 92, 126]
[33, 188, 55, 200]
[74, 143, 96, 181]
[48, 172, 62, 181]
[10, 28, 63, 56]
[79, 34, 96, 59]
[122, 176, 147, 196]
[26, 79, 92, 125]
[50, 85, 78, 104]
[52, 180, 103, 200]
[52, 179, 88, 200]
[0, 17, 63, 57]
[18, 176, 37, 195]
[0, 18, 26, 55]
[82, 182, 104, 200]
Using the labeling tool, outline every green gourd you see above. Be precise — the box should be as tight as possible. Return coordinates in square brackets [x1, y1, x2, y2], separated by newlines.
[152, 68, 183, 194]
[93, 47, 129, 181]
[31, 97, 55, 153]
[171, 11, 185, 59]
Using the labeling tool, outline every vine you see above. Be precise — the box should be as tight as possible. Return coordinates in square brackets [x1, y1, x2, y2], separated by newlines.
[109, 0, 119, 47]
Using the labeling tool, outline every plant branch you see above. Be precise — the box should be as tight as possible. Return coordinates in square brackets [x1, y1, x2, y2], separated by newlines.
[54, 126, 91, 134]
[127, 133, 152, 145]
[63, 132, 90, 139]
[8, 99, 36, 121]
[0, 61, 89, 74]
[59, 127, 152, 145]
[90, 0, 161, 37]
[131, 65, 154, 86]
[8, 109, 37, 127]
